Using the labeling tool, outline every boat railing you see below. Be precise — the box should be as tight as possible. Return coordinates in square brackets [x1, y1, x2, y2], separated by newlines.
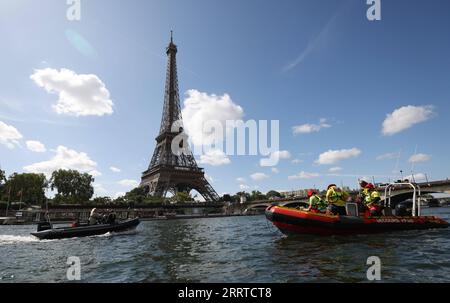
[384, 182, 421, 217]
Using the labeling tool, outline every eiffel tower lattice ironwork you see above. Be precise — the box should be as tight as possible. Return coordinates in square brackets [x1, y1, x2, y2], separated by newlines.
[140, 32, 219, 202]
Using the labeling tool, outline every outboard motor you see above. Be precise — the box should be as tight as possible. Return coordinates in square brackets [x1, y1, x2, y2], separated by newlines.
[37, 221, 52, 232]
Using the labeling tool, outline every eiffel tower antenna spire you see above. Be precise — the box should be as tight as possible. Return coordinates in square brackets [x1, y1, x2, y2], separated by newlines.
[140, 35, 219, 202]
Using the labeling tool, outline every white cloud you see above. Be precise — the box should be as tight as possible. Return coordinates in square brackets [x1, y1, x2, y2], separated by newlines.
[26, 140, 46, 153]
[0, 121, 23, 149]
[271, 167, 280, 174]
[291, 159, 303, 164]
[315, 148, 361, 165]
[250, 173, 269, 182]
[329, 167, 342, 173]
[236, 177, 246, 183]
[382, 105, 434, 136]
[30, 68, 113, 117]
[260, 150, 291, 167]
[118, 179, 139, 188]
[293, 118, 331, 135]
[93, 183, 107, 195]
[110, 166, 121, 173]
[409, 153, 431, 163]
[182, 89, 244, 146]
[288, 171, 320, 180]
[23, 145, 99, 177]
[376, 152, 400, 161]
[89, 170, 102, 177]
[198, 149, 231, 166]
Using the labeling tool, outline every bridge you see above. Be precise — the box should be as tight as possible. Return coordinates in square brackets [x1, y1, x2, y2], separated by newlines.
[243, 179, 450, 210]
[377, 179, 450, 204]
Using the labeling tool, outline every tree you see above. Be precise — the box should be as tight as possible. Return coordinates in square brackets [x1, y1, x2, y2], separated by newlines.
[0, 169, 6, 198]
[92, 196, 112, 205]
[266, 190, 282, 199]
[2, 173, 48, 205]
[250, 190, 266, 201]
[122, 187, 147, 204]
[233, 191, 250, 203]
[51, 169, 94, 204]
[171, 191, 193, 203]
[222, 194, 232, 202]
[0, 169, 6, 185]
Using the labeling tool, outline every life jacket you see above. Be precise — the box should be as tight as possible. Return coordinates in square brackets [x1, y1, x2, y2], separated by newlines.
[364, 189, 381, 206]
[326, 187, 348, 207]
[309, 194, 327, 209]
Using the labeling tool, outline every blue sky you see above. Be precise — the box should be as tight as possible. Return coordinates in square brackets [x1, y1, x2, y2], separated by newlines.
[1, 0, 450, 198]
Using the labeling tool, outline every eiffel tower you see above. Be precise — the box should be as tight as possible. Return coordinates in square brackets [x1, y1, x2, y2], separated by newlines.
[140, 32, 219, 202]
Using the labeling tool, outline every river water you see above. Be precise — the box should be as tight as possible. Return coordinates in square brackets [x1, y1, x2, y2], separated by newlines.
[1, 207, 450, 283]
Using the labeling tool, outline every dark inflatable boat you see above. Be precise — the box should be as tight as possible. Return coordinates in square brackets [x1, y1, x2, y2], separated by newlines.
[265, 206, 449, 236]
[31, 218, 140, 240]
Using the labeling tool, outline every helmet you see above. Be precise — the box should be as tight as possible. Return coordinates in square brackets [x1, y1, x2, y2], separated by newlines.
[365, 183, 375, 190]
[327, 184, 337, 190]
[359, 180, 368, 188]
[307, 190, 316, 197]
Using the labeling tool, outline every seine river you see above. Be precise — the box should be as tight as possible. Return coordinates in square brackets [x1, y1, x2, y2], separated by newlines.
[1, 208, 450, 283]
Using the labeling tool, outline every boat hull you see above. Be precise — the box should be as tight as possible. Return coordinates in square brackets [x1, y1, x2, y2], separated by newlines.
[265, 206, 449, 236]
[31, 218, 140, 240]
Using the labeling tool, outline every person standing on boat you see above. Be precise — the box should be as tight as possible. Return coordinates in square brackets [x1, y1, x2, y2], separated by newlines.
[307, 190, 327, 213]
[89, 208, 100, 225]
[363, 183, 382, 216]
[357, 180, 370, 212]
[326, 184, 349, 216]
[358, 180, 369, 200]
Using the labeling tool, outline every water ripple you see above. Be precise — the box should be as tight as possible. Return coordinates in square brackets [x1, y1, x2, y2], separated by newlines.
[1, 208, 450, 282]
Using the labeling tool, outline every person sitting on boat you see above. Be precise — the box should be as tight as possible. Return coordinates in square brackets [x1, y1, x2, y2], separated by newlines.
[71, 218, 80, 228]
[89, 208, 101, 225]
[307, 190, 327, 213]
[106, 210, 117, 224]
[326, 184, 349, 216]
[363, 183, 383, 216]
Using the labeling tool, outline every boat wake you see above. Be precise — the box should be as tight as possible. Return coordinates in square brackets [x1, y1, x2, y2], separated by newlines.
[0, 235, 41, 245]
[103, 229, 139, 237]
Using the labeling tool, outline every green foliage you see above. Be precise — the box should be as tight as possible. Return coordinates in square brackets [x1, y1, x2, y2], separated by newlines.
[171, 191, 194, 203]
[222, 194, 232, 202]
[50, 169, 94, 204]
[250, 190, 266, 201]
[266, 190, 282, 199]
[232, 191, 250, 202]
[111, 187, 163, 205]
[0, 169, 6, 185]
[2, 173, 48, 205]
[0, 169, 6, 198]
[92, 196, 112, 205]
